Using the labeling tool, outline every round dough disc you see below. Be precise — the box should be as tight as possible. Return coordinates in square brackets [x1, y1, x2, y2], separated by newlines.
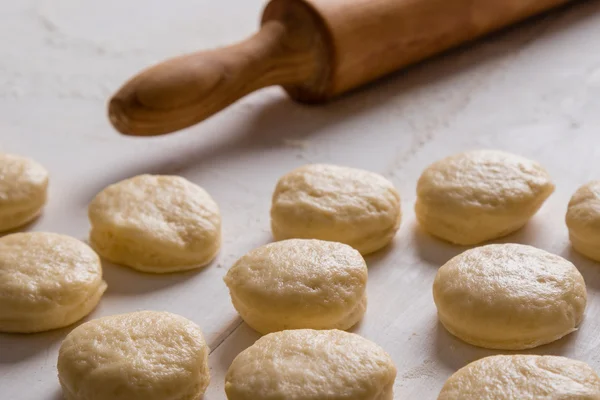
[225, 329, 397, 400]
[566, 181, 600, 261]
[224, 239, 368, 334]
[416, 150, 554, 245]
[0, 153, 49, 232]
[88, 174, 221, 273]
[433, 243, 586, 350]
[270, 164, 401, 255]
[0, 232, 106, 333]
[438, 355, 600, 399]
[58, 311, 210, 400]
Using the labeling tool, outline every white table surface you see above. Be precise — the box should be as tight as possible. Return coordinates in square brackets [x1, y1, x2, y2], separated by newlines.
[2, 0, 600, 398]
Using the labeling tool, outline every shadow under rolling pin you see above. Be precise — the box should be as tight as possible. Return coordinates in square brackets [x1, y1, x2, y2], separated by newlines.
[108, 0, 573, 136]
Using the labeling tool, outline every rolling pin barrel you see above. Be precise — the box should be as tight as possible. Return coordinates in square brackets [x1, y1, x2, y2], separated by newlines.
[280, 0, 571, 99]
[109, 0, 572, 136]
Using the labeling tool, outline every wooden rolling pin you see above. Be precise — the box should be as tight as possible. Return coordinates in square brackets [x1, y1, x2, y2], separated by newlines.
[109, 0, 571, 136]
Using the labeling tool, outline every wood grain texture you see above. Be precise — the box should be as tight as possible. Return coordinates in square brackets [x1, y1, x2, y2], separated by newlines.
[108, 0, 574, 135]
[109, 1, 327, 136]
[305, 0, 574, 97]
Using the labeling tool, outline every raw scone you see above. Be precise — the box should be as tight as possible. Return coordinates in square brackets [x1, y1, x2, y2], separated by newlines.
[416, 150, 554, 245]
[58, 311, 210, 400]
[433, 243, 586, 350]
[0, 232, 106, 333]
[225, 329, 397, 400]
[224, 239, 367, 334]
[270, 164, 401, 255]
[566, 181, 600, 261]
[0, 153, 49, 232]
[438, 355, 600, 399]
[89, 174, 221, 273]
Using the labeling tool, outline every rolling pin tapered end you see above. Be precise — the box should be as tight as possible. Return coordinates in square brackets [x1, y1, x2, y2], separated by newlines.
[107, 97, 134, 136]
[107, 25, 293, 137]
[107, 0, 331, 136]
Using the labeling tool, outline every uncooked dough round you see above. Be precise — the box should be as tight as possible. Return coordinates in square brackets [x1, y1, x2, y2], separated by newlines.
[224, 239, 367, 334]
[438, 355, 600, 399]
[88, 174, 221, 273]
[58, 311, 210, 400]
[566, 181, 600, 261]
[0, 153, 49, 232]
[270, 164, 401, 255]
[433, 243, 586, 350]
[0, 232, 106, 333]
[271, 164, 401, 255]
[416, 150, 554, 245]
[225, 329, 397, 400]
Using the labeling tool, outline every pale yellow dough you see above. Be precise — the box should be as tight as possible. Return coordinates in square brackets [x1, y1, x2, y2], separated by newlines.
[416, 150, 554, 245]
[438, 355, 600, 399]
[0, 232, 106, 333]
[225, 329, 397, 400]
[89, 174, 221, 273]
[0, 153, 49, 232]
[567, 181, 600, 261]
[58, 311, 210, 400]
[270, 164, 401, 255]
[433, 243, 586, 350]
[224, 239, 367, 334]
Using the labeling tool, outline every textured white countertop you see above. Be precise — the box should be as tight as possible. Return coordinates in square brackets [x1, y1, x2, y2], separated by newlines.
[2, 0, 600, 398]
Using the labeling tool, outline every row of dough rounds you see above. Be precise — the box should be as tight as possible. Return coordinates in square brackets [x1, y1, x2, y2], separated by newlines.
[2, 151, 600, 399]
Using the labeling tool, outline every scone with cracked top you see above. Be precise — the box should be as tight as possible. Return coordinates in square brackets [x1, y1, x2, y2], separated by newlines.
[416, 150, 554, 245]
[224, 239, 367, 334]
[58, 311, 210, 400]
[88, 174, 221, 273]
[567, 181, 600, 261]
[0, 153, 49, 232]
[433, 243, 586, 350]
[225, 329, 397, 400]
[438, 355, 600, 399]
[0, 232, 106, 333]
[271, 164, 401, 255]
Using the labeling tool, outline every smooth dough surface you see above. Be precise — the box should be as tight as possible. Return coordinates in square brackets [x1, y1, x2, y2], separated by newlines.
[224, 239, 367, 334]
[416, 150, 554, 245]
[0, 153, 49, 232]
[0, 232, 106, 333]
[438, 355, 600, 399]
[270, 164, 401, 255]
[89, 174, 221, 273]
[433, 243, 586, 350]
[58, 311, 210, 400]
[225, 329, 397, 400]
[566, 181, 600, 261]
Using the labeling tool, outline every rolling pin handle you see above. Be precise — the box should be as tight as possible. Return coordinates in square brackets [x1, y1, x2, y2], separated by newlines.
[108, 20, 311, 136]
